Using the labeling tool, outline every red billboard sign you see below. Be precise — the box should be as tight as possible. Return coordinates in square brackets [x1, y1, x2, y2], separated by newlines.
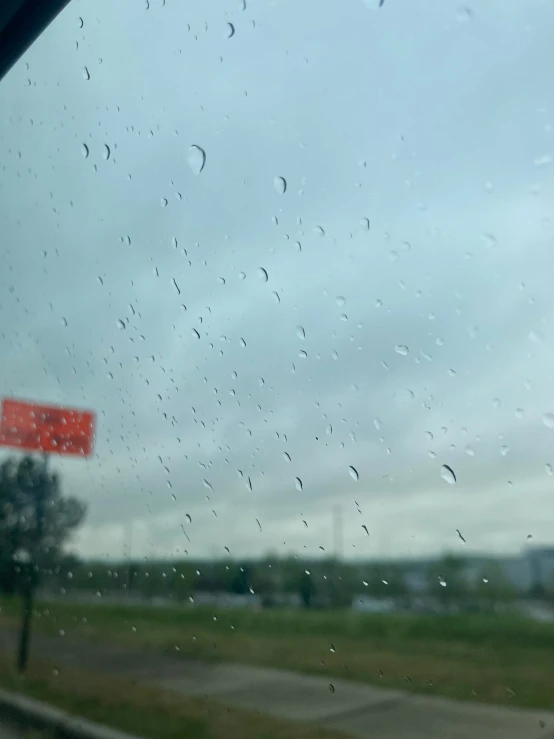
[0, 398, 95, 458]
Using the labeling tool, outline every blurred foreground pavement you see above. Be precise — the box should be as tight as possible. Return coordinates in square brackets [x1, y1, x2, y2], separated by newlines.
[0, 626, 553, 739]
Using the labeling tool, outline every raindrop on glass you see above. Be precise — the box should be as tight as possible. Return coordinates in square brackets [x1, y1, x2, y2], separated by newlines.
[543, 413, 554, 429]
[348, 466, 359, 481]
[360, 217, 370, 231]
[258, 267, 269, 282]
[295, 477, 303, 491]
[440, 464, 456, 485]
[274, 176, 287, 194]
[455, 6, 473, 22]
[82, 66, 90, 80]
[81, 143, 89, 159]
[102, 144, 111, 161]
[226, 22, 235, 38]
[534, 154, 552, 168]
[394, 345, 409, 356]
[117, 319, 125, 330]
[296, 325, 306, 340]
[188, 145, 206, 175]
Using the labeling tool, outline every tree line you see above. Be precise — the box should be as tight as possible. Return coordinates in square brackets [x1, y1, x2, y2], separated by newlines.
[0, 454, 547, 612]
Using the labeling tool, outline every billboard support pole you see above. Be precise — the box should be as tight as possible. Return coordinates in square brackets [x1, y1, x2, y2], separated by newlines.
[17, 453, 48, 673]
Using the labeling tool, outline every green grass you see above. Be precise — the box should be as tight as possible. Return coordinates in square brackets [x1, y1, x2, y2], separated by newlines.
[0, 652, 347, 739]
[3, 598, 554, 711]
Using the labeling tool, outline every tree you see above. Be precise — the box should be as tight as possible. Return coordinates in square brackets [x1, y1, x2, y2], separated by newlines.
[0, 455, 86, 594]
[476, 561, 517, 611]
[230, 563, 251, 594]
[299, 570, 315, 608]
[427, 555, 469, 610]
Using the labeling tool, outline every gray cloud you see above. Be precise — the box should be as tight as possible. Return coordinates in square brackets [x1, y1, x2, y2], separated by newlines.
[1, 0, 554, 563]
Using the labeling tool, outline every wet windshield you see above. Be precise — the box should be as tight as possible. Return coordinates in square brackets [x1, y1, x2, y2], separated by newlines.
[1, 2, 554, 738]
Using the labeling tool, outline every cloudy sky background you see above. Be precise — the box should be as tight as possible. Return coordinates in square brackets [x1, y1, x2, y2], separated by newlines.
[1, 0, 554, 562]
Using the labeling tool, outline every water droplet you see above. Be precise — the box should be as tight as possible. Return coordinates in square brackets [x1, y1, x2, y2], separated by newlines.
[394, 344, 409, 356]
[348, 466, 359, 481]
[440, 464, 456, 485]
[296, 325, 306, 340]
[274, 176, 287, 194]
[360, 217, 370, 231]
[272, 291, 281, 304]
[329, 644, 336, 653]
[226, 22, 235, 38]
[160, 197, 168, 207]
[295, 477, 303, 491]
[534, 154, 552, 168]
[329, 683, 335, 693]
[546, 464, 553, 476]
[192, 328, 200, 339]
[102, 144, 111, 161]
[81, 143, 89, 159]
[185, 514, 192, 524]
[529, 330, 544, 344]
[117, 319, 125, 330]
[258, 267, 269, 282]
[362, 524, 369, 536]
[500, 445, 509, 457]
[543, 413, 554, 429]
[313, 226, 325, 237]
[481, 233, 497, 248]
[82, 67, 90, 80]
[336, 296, 346, 307]
[188, 145, 206, 175]
[78, 16, 84, 28]
[238, 271, 246, 281]
[455, 6, 473, 22]
[61, 317, 68, 327]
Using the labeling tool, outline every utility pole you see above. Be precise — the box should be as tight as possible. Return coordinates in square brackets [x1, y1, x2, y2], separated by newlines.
[333, 505, 343, 561]
[17, 453, 48, 673]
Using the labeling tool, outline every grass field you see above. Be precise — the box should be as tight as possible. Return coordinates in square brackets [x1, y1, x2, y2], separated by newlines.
[2, 598, 554, 711]
[0, 652, 347, 739]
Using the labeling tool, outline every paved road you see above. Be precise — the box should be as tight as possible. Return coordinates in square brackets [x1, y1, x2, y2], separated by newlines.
[1, 627, 553, 739]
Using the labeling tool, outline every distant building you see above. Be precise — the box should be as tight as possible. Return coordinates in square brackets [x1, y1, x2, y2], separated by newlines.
[191, 591, 262, 610]
[352, 595, 397, 613]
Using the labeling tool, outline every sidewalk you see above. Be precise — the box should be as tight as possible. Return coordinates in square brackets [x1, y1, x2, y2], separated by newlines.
[1, 627, 552, 739]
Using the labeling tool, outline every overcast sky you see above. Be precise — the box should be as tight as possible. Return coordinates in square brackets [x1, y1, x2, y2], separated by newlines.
[1, 0, 554, 563]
